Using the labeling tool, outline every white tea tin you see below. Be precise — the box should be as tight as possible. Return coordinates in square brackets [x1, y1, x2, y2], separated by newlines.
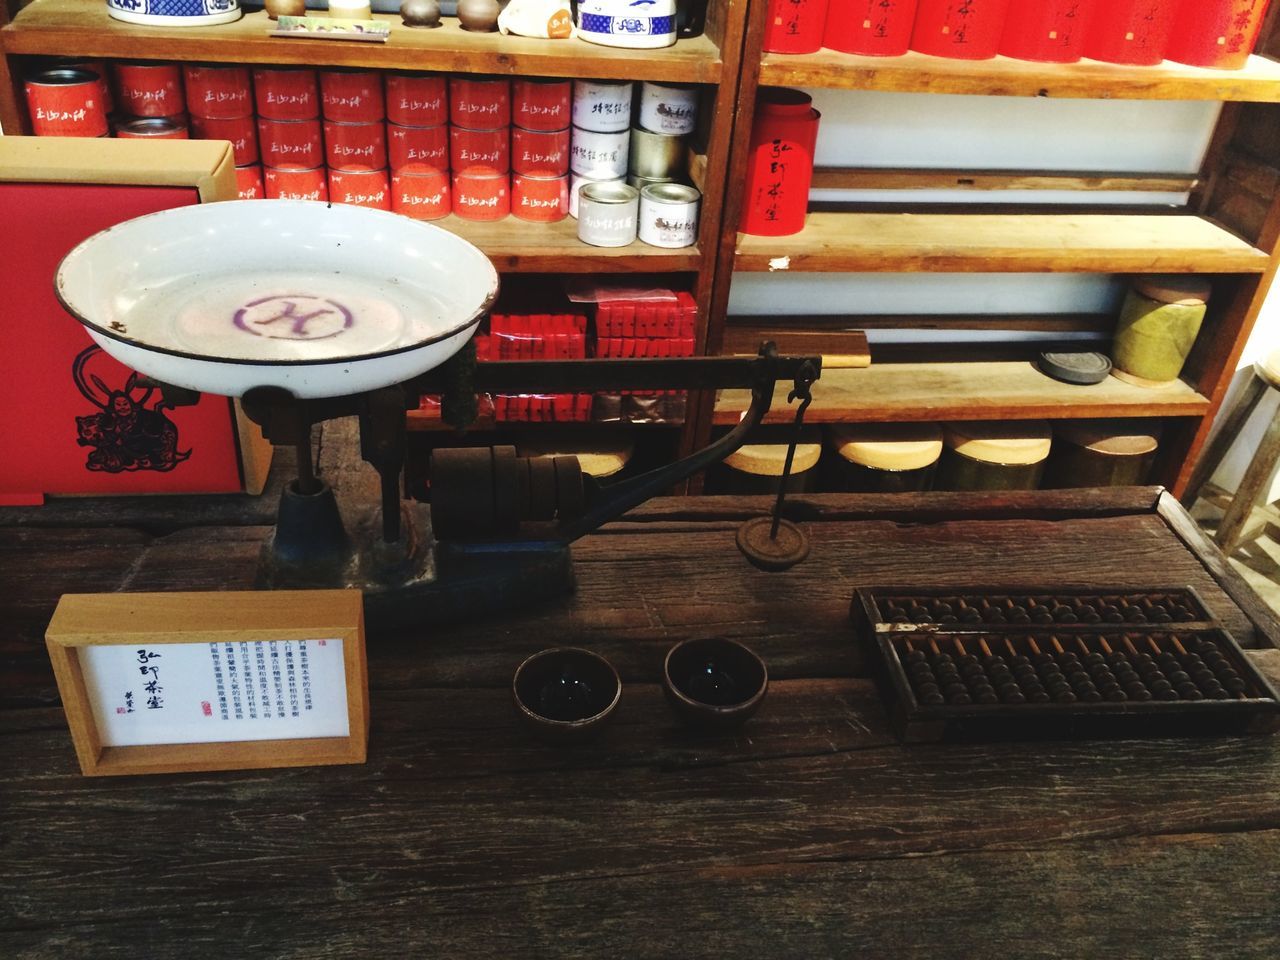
[639, 183, 700, 249]
[578, 181, 639, 247]
[570, 172, 622, 218]
[639, 81, 698, 135]
[571, 126, 630, 179]
[571, 79, 634, 133]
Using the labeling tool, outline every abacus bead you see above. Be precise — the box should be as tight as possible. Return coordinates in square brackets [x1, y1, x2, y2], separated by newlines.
[976, 691, 999, 704]
[1003, 691, 1027, 705]
[922, 693, 946, 705]
[1107, 690, 1128, 702]
[1029, 690, 1051, 703]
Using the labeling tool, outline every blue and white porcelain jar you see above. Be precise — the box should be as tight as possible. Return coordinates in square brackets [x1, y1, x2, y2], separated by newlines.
[106, 0, 241, 27]
[577, 0, 677, 48]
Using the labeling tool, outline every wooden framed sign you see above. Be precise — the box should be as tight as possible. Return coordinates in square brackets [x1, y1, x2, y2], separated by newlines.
[45, 590, 368, 777]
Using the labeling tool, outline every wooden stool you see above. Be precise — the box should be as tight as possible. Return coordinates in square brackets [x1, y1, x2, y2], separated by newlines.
[1182, 349, 1280, 553]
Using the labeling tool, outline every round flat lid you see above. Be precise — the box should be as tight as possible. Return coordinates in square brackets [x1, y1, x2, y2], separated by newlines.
[1038, 351, 1112, 385]
[517, 431, 635, 479]
[945, 420, 1052, 465]
[830, 422, 943, 471]
[1055, 419, 1160, 456]
[725, 431, 822, 477]
[1133, 275, 1212, 306]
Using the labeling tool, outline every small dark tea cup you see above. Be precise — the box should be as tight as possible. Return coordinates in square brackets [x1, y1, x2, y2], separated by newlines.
[512, 647, 622, 742]
[663, 637, 768, 730]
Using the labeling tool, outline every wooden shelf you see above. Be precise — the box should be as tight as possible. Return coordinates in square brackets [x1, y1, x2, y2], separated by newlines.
[431, 214, 700, 273]
[734, 212, 1270, 274]
[759, 49, 1280, 102]
[1, 1, 722, 83]
[712, 361, 1211, 425]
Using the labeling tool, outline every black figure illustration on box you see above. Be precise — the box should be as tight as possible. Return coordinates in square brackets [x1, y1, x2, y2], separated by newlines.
[72, 345, 192, 474]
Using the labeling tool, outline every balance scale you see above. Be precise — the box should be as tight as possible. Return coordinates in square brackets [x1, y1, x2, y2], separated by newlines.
[56, 201, 822, 624]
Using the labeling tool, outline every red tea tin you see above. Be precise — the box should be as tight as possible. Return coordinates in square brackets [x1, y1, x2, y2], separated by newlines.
[325, 120, 388, 171]
[450, 76, 511, 130]
[513, 77, 572, 132]
[1166, 0, 1272, 70]
[450, 125, 510, 175]
[740, 88, 819, 237]
[235, 164, 265, 200]
[183, 64, 253, 119]
[512, 173, 569, 223]
[114, 116, 189, 139]
[253, 67, 319, 121]
[385, 72, 448, 126]
[24, 68, 109, 138]
[320, 69, 385, 123]
[823, 0, 919, 56]
[1084, 0, 1178, 65]
[454, 172, 510, 221]
[114, 61, 185, 119]
[392, 169, 451, 220]
[258, 117, 324, 170]
[911, 0, 1012, 60]
[512, 126, 570, 177]
[329, 168, 392, 210]
[57, 59, 114, 113]
[999, 0, 1096, 63]
[763, 0, 831, 54]
[388, 123, 450, 173]
[189, 113, 259, 165]
[264, 166, 328, 202]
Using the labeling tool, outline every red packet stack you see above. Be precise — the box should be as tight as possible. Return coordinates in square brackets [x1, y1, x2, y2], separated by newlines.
[593, 290, 697, 423]
[483, 312, 592, 422]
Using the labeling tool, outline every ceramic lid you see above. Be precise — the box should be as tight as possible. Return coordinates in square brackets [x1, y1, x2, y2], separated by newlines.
[724, 429, 822, 477]
[1133, 275, 1212, 306]
[517, 431, 635, 479]
[944, 420, 1053, 465]
[1054, 420, 1160, 457]
[830, 422, 944, 471]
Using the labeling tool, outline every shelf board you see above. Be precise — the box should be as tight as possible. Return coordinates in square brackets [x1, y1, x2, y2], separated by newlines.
[759, 49, 1280, 102]
[2, 1, 722, 83]
[427, 214, 699, 272]
[734, 212, 1270, 274]
[712, 361, 1211, 425]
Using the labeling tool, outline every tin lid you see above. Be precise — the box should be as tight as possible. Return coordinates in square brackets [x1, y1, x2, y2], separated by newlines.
[1037, 351, 1113, 385]
[115, 117, 185, 135]
[25, 67, 99, 86]
[1054, 419, 1160, 457]
[944, 420, 1052, 465]
[641, 183, 701, 204]
[1133, 275, 1212, 306]
[757, 88, 813, 117]
[580, 181, 638, 204]
[830, 422, 944, 471]
[725, 431, 822, 476]
[517, 432, 635, 479]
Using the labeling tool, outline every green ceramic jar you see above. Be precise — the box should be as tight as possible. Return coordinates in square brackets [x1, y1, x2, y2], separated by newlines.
[1041, 420, 1160, 489]
[1112, 276, 1211, 385]
[826, 422, 943, 493]
[936, 421, 1052, 492]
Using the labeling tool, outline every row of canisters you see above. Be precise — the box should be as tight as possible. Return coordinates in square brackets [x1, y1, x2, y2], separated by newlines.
[765, 0, 1273, 71]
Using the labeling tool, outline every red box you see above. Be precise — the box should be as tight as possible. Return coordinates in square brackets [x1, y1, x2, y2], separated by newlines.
[0, 137, 270, 505]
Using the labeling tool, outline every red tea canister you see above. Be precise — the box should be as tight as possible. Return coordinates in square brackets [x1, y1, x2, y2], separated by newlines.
[320, 69, 385, 123]
[739, 88, 819, 237]
[325, 120, 388, 171]
[764, 0, 831, 54]
[24, 68, 109, 138]
[1084, 0, 1178, 65]
[235, 164, 265, 200]
[451, 125, 510, 175]
[512, 173, 569, 222]
[512, 126, 571, 177]
[454, 172, 510, 221]
[264, 166, 328, 202]
[329, 168, 392, 210]
[385, 72, 448, 126]
[513, 77, 572, 132]
[392, 169, 451, 220]
[183, 64, 253, 119]
[57, 59, 114, 113]
[388, 123, 450, 173]
[258, 117, 324, 170]
[189, 113, 259, 165]
[911, 0, 1012, 60]
[450, 76, 511, 130]
[114, 61, 185, 119]
[999, 0, 1096, 63]
[823, 0, 919, 56]
[114, 116, 188, 139]
[253, 67, 319, 121]
[1166, 0, 1272, 70]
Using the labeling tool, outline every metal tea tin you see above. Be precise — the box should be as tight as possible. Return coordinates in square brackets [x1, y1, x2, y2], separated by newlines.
[24, 68, 109, 138]
[628, 173, 673, 190]
[450, 125, 510, 175]
[235, 164, 264, 200]
[328, 168, 391, 210]
[513, 77, 572, 132]
[183, 64, 252, 120]
[571, 126, 629, 179]
[569, 172, 619, 218]
[114, 61, 185, 118]
[512, 126, 571, 177]
[385, 72, 447, 126]
[114, 116, 189, 139]
[454, 172, 511, 221]
[571, 79, 634, 133]
[512, 174, 569, 223]
[320, 69, 385, 123]
[190, 113, 259, 165]
[325, 120, 388, 172]
[264, 166, 328, 202]
[638, 81, 698, 135]
[450, 76, 512, 130]
[629, 127, 687, 179]
[577, 181, 639, 247]
[253, 67, 319, 121]
[258, 117, 324, 171]
[387, 123, 449, 174]
[638, 183, 699, 248]
[392, 169, 451, 220]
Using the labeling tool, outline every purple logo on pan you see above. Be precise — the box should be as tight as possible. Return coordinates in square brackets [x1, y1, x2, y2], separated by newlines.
[234, 295, 354, 341]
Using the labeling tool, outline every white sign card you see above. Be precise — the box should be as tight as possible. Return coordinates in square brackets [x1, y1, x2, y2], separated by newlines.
[81, 638, 351, 747]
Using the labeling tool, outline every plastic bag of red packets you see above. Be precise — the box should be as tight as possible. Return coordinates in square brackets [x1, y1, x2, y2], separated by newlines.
[590, 289, 696, 424]
[485, 312, 588, 360]
[493, 394, 592, 423]
[414, 392, 496, 423]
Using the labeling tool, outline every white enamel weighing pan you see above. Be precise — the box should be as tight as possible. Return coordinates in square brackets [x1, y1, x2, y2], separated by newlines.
[56, 200, 499, 399]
